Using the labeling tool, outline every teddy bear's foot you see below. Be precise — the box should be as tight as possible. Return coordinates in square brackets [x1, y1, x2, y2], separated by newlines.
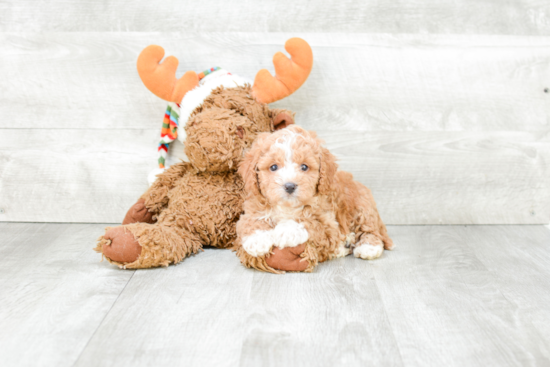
[96, 226, 142, 264]
[122, 198, 156, 225]
[236, 243, 311, 274]
[95, 223, 203, 269]
[266, 244, 309, 272]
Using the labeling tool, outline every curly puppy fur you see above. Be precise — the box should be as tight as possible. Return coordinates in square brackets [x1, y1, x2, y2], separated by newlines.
[95, 85, 296, 268]
[235, 125, 394, 273]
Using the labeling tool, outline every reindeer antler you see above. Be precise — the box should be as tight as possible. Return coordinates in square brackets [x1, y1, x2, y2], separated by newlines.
[137, 45, 199, 103]
[252, 38, 313, 104]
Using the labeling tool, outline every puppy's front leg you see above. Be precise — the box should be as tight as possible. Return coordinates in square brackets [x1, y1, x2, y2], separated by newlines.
[267, 220, 310, 272]
[242, 230, 274, 257]
[236, 214, 275, 257]
[271, 220, 309, 249]
[236, 215, 308, 273]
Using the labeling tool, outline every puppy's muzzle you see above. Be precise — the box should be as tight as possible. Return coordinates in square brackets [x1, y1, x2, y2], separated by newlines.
[284, 182, 297, 194]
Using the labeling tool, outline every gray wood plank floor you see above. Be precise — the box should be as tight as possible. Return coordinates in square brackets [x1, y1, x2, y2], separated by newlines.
[1, 223, 549, 367]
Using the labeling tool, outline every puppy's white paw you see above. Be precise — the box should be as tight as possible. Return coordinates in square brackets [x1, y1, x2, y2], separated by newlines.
[344, 232, 356, 248]
[271, 220, 309, 249]
[333, 245, 351, 258]
[354, 243, 384, 260]
[242, 230, 274, 257]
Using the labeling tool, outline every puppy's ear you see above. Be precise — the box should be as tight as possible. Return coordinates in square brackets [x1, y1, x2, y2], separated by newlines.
[239, 133, 268, 197]
[318, 146, 338, 195]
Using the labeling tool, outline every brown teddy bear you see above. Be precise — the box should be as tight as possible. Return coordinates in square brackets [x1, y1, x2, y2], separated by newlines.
[94, 38, 313, 269]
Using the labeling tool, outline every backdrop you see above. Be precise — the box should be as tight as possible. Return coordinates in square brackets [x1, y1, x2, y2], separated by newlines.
[0, 0, 549, 224]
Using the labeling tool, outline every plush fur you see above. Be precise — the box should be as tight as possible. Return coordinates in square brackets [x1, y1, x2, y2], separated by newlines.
[234, 125, 394, 273]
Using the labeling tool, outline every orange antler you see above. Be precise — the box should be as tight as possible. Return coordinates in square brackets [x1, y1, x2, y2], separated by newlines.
[137, 45, 199, 103]
[252, 38, 313, 104]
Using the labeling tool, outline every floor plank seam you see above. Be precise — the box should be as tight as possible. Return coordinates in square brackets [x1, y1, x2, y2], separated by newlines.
[71, 269, 136, 367]
[372, 269, 406, 365]
[236, 271, 255, 367]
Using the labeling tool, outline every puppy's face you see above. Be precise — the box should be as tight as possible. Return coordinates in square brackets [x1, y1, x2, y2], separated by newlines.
[240, 125, 337, 207]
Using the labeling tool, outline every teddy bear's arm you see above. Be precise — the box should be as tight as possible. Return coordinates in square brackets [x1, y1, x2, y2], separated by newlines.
[235, 215, 315, 273]
[140, 161, 191, 215]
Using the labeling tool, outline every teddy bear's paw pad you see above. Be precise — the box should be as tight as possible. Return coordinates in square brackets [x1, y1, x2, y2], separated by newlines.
[102, 227, 142, 263]
[353, 243, 384, 260]
[122, 199, 155, 225]
[242, 230, 274, 257]
[272, 220, 309, 248]
[266, 244, 308, 272]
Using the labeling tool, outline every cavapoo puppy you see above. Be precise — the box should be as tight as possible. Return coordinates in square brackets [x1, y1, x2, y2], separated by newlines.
[234, 125, 393, 273]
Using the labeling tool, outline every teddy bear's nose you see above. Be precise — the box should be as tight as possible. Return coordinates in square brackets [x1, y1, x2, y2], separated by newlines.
[284, 182, 297, 194]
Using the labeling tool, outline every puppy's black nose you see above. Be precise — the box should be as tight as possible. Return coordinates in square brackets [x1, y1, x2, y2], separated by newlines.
[284, 182, 297, 194]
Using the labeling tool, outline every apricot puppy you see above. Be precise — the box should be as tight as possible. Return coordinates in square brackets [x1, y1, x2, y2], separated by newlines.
[235, 125, 394, 273]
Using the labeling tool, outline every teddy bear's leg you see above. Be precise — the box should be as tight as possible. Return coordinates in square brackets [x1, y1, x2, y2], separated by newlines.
[120, 162, 192, 226]
[236, 246, 282, 274]
[236, 244, 315, 274]
[235, 215, 314, 273]
[122, 199, 156, 225]
[264, 218, 337, 272]
[265, 244, 313, 272]
[95, 222, 202, 269]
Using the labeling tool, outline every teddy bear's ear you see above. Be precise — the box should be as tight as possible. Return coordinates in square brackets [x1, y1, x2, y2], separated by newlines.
[271, 109, 295, 131]
[318, 146, 338, 195]
[239, 134, 269, 198]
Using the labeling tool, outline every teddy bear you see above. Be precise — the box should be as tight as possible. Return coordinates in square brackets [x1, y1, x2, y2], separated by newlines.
[94, 38, 314, 269]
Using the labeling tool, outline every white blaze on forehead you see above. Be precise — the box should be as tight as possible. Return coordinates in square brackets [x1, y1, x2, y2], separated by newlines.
[273, 130, 296, 162]
[271, 131, 301, 184]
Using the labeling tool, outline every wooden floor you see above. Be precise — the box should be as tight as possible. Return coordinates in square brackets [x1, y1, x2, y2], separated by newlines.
[0, 223, 549, 366]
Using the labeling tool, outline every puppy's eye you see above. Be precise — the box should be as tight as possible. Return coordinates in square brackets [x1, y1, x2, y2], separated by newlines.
[301, 164, 309, 171]
[270, 165, 278, 172]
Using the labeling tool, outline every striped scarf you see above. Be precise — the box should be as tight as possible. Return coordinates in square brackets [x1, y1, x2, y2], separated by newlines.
[155, 67, 223, 169]
[158, 103, 180, 169]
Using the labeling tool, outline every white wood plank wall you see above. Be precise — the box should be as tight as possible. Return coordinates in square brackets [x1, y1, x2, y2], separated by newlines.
[0, 2, 549, 224]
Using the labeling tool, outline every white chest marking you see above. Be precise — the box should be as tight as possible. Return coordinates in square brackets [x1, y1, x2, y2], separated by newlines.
[273, 131, 299, 184]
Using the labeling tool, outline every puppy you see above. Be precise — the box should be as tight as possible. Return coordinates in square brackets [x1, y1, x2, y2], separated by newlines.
[235, 125, 393, 273]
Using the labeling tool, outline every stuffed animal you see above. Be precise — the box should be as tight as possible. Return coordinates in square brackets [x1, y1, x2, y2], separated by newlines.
[234, 125, 394, 273]
[94, 38, 313, 269]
